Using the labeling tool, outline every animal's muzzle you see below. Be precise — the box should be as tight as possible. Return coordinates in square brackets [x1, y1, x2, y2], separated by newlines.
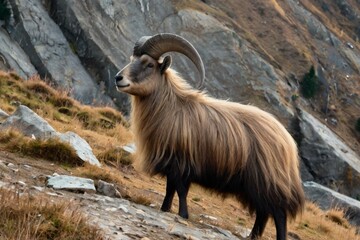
[115, 74, 129, 88]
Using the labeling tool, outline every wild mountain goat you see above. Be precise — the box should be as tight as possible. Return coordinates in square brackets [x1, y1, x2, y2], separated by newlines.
[115, 33, 304, 240]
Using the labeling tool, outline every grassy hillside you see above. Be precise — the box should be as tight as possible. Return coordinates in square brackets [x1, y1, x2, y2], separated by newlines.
[0, 71, 359, 239]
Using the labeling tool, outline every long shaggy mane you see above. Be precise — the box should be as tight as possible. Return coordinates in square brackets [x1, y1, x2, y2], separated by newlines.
[131, 69, 304, 217]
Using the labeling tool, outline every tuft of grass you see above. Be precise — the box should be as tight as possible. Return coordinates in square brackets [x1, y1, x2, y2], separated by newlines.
[0, 189, 104, 240]
[98, 107, 129, 128]
[25, 80, 56, 96]
[130, 194, 152, 206]
[0, 129, 83, 166]
[326, 208, 350, 228]
[97, 147, 133, 167]
[51, 94, 75, 108]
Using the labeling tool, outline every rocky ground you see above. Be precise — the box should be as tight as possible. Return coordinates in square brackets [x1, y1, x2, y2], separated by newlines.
[0, 150, 251, 240]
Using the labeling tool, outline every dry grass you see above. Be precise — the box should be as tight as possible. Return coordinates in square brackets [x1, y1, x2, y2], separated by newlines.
[0, 129, 83, 166]
[0, 188, 104, 240]
[130, 194, 152, 206]
[289, 202, 359, 240]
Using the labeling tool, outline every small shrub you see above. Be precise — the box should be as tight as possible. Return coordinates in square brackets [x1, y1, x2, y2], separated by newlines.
[356, 118, 360, 132]
[301, 66, 319, 98]
[0, 0, 10, 22]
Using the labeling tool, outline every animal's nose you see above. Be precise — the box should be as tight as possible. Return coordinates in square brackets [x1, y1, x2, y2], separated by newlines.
[115, 74, 123, 82]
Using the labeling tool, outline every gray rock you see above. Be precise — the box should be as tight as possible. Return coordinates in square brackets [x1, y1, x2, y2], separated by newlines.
[122, 143, 136, 154]
[97, 180, 121, 198]
[8, 0, 114, 107]
[47, 175, 96, 193]
[304, 181, 360, 226]
[299, 109, 360, 198]
[39, 0, 132, 112]
[0, 28, 37, 79]
[48, 0, 294, 118]
[0, 105, 57, 139]
[57, 131, 101, 167]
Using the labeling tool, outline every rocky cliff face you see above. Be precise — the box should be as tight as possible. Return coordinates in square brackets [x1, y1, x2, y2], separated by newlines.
[1, 0, 360, 207]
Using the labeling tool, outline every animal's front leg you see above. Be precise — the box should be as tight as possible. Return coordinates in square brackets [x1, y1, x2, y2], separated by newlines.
[160, 175, 176, 212]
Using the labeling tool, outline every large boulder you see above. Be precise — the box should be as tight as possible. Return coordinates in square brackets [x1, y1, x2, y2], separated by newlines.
[299, 109, 360, 198]
[8, 0, 114, 107]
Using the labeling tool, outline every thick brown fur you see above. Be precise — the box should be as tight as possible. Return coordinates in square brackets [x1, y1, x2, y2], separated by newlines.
[131, 69, 305, 219]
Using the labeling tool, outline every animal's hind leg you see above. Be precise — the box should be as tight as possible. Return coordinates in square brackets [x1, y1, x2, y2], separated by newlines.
[160, 175, 176, 212]
[176, 179, 191, 219]
[273, 208, 287, 240]
[250, 211, 269, 240]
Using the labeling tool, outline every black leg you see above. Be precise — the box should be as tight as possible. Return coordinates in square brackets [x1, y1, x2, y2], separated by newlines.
[160, 176, 176, 212]
[177, 180, 190, 219]
[273, 209, 287, 240]
[250, 211, 269, 239]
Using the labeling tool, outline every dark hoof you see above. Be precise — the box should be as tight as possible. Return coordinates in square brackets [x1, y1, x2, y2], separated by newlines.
[179, 212, 189, 219]
[160, 206, 171, 212]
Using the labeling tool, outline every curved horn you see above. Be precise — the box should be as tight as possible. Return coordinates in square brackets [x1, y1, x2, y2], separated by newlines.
[133, 33, 205, 89]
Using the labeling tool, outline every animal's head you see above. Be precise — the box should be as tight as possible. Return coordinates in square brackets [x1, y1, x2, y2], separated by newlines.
[115, 33, 205, 96]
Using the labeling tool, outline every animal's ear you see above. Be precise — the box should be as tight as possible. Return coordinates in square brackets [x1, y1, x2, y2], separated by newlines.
[159, 55, 172, 74]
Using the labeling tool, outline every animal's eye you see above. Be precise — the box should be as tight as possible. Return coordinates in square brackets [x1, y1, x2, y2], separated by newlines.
[147, 63, 154, 68]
